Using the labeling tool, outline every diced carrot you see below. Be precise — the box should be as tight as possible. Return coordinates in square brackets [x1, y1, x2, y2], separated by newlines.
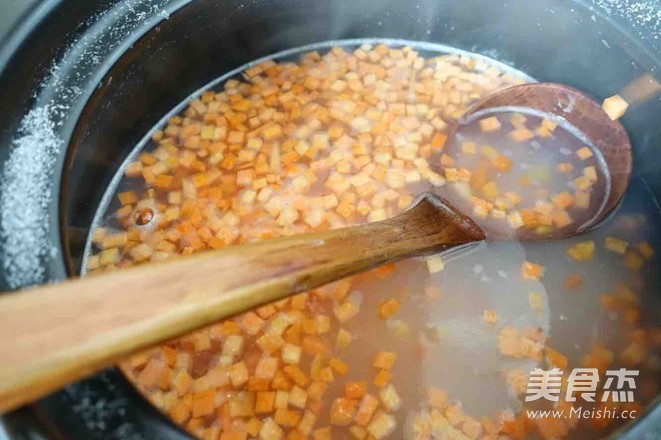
[564, 273, 583, 290]
[329, 358, 349, 376]
[373, 352, 397, 370]
[576, 146, 594, 160]
[330, 398, 358, 426]
[378, 298, 401, 319]
[431, 132, 447, 149]
[521, 261, 544, 280]
[567, 241, 595, 262]
[546, 347, 568, 369]
[373, 370, 391, 388]
[479, 116, 501, 132]
[605, 236, 628, 254]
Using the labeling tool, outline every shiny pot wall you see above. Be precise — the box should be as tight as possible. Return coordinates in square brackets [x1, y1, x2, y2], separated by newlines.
[0, 0, 660, 438]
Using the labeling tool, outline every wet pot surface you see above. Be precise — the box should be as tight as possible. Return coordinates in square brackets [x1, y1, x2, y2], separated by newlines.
[1, 0, 661, 439]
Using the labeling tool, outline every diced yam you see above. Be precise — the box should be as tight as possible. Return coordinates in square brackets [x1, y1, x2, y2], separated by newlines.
[507, 211, 524, 229]
[276, 206, 299, 226]
[260, 417, 283, 440]
[298, 410, 317, 436]
[307, 381, 328, 401]
[541, 118, 558, 132]
[521, 261, 544, 280]
[228, 391, 255, 418]
[268, 312, 295, 335]
[349, 426, 368, 439]
[255, 357, 279, 379]
[575, 191, 591, 209]
[374, 351, 397, 370]
[274, 390, 290, 409]
[602, 94, 629, 120]
[462, 417, 483, 439]
[481, 181, 499, 199]
[99, 248, 120, 266]
[312, 427, 332, 440]
[497, 326, 543, 361]
[556, 162, 574, 173]
[482, 309, 499, 324]
[118, 191, 138, 205]
[172, 369, 193, 395]
[379, 383, 401, 411]
[129, 243, 153, 262]
[567, 240, 595, 261]
[528, 292, 544, 315]
[426, 256, 445, 273]
[333, 300, 360, 323]
[552, 210, 573, 228]
[552, 191, 575, 209]
[462, 141, 476, 154]
[509, 128, 534, 142]
[289, 385, 308, 409]
[256, 333, 285, 354]
[479, 116, 501, 132]
[605, 236, 628, 254]
[282, 343, 302, 364]
[283, 365, 309, 387]
[355, 394, 379, 426]
[367, 412, 397, 439]
[222, 335, 244, 356]
[583, 165, 598, 181]
[509, 113, 527, 126]
[230, 361, 249, 387]
[427, 387, 447, 409]
[315, 315, 331, 334]
[240, 312, 265, 335]
[330, 398, 358, 426]
[336, 328, 353, 349]
[573, 176, 593, 191]
[576, 146, 594, 160]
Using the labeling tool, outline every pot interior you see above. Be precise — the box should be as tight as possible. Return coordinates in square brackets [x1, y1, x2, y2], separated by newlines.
[38, 0, 661, 438]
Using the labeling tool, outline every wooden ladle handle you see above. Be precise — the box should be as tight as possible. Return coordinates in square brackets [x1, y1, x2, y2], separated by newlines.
[0, 194, 483, 413]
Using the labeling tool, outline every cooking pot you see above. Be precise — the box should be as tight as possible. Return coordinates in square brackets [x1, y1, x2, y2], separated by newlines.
[1, 0, 660, 438]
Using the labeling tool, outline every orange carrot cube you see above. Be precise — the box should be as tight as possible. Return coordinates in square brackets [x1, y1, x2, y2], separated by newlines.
[378, 298, 401, 319]
[373, 370, 391, 388]
[521, 261, 544, 280]
[373, 351, 397, 370]
[576, 146, 594, 160]
[330, 398, 358, 426]
[567, 241, 595, 261]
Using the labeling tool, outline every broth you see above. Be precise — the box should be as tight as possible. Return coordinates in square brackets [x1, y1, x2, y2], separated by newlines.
[83, 41, 660, 440]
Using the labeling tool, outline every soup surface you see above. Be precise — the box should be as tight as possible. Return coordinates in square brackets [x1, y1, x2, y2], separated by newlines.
[85, 40, 661, 440]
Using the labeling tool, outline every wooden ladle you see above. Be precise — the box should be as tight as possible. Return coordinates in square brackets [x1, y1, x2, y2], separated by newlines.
[0, 83, 632, 413]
